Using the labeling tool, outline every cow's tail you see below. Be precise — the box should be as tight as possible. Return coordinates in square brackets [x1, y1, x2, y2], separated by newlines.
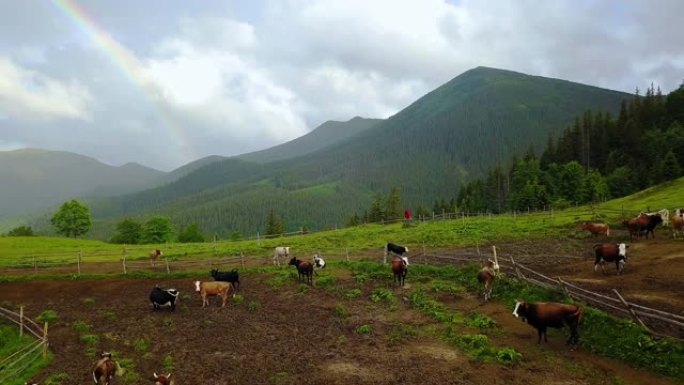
[572, 305, 584, 324]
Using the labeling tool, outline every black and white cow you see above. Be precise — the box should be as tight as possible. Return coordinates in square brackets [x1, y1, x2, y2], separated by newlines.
[211, 268, 240, 291]
[313, 254, 326, 269]
[385, 242, 409, 265]
[149, 287, 179, 311]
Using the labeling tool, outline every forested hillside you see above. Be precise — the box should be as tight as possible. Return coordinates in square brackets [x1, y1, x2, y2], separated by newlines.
[75, 67, 632, 239]
[457, 83, 684, 212]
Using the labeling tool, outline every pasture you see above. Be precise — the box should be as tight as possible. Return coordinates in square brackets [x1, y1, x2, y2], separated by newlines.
[2, 260, 683, 385]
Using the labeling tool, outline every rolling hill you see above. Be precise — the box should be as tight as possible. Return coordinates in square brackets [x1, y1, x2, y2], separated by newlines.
[81, 66, 631, 239]
[0, 149, 164, 218]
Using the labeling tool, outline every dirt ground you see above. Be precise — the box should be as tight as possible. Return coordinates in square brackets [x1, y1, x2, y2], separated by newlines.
[1, 257, 682, 385]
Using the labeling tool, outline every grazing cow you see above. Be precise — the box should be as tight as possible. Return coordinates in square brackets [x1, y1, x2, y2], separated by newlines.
[313, 254, 326, 269]
[386, 242, 409, 257]
[289, 257, 314, 285]
[672, 209, 684, 238]
[512, 300, 584, 347]
[580, 222, 610, 238]
[273, 246, 290, 266]
[149, 287, 179, 311]
[149, 249, 163, 266]
[194, 280, 232, 308]
[92, 352, 117, 385]
[623, 213, 663, 240]
[593, 243, 629, 274]
[210, 268, 241, 291]
[477, 259, 500, 301]
[645, 209, 670, 226]
[390, 257, 408, 287]
[151, 372, 173, 385]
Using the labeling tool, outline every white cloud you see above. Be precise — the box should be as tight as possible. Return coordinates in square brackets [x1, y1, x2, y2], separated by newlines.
[1, 0, 683, 170]
[0, 56, 92, 120]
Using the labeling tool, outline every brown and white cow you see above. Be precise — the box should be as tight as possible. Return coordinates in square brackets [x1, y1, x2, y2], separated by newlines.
[594, 243, 629, 275]
[149, 249, 163, 266]
[580, 222, 610, 238]
[672, 209, 684, 238]
[92, 352, 117, 385]
[477, 259, 500, 301]
[512, 300, 583, 348]
[151, 372, 173, 385]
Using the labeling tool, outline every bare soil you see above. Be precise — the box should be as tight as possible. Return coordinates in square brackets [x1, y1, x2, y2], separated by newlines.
[2, 247, 683, 385]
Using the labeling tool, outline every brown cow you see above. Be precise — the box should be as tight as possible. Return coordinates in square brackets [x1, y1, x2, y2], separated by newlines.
[580, 222, 610, 238]
[92, 352, 117, 385]
[194, 280, 232, 307]
[512, 301, 583, 348]
[288, 256, 314, 285]
[477, 259, 500, 301]
[623, 213, 663, 240]
[149, 249, 163, 266]
[390, 257, 408, 287]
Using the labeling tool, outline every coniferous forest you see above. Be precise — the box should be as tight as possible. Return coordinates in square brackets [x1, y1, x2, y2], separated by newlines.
[457, 83, 684, 213]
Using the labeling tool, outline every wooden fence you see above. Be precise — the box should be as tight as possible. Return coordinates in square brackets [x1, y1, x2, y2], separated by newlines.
[425, 247, 684, 341]
[0, 306, 49, 384]
[2, 245, 683, 341]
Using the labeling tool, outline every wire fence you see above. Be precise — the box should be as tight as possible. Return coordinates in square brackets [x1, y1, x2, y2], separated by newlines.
[0, 306, 49, 384]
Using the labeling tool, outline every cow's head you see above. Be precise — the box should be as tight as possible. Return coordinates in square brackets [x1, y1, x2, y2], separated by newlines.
[152, 372, 172, 385]
[512, 300, 528, 321]
[618, 243, 628, 258]
[194, 281, 201, 292]
[100, 352, 112, 359]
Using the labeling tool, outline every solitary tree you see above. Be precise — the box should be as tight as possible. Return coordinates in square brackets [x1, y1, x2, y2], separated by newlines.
[51, 199, 92, 238]
[110, 219, 142, 244]
[178, 222, 205, 243]
[265, 210, 284, 236]
[141, 216, 175, 244]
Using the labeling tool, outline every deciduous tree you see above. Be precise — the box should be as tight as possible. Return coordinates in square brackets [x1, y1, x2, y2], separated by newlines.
[51, 199, 92, 238]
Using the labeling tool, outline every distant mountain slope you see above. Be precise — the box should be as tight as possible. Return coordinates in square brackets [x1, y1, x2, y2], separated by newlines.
[162, 155, 227, 184]
[239, 117, 381, 163]
[0, 149, 164, 217]
[85, 67, 630, 238]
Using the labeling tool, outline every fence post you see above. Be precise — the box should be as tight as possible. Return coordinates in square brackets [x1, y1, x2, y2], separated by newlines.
[557, 277, 570, 298]
[33, 255, 37, 274]
[612, 289, 651, 333]
[240, 252, 245, 269]
[165, 257, 170, 274]
[491, 246, 499, 267]
[77, 250, 82, 276]
[510, 256, 523, 279]
[345, 247, 350, 262]
[43, 322, 49, 358]
[122, 254, 127, 275]
[476, 242, 480, 256]
[19, 306, 23, 337]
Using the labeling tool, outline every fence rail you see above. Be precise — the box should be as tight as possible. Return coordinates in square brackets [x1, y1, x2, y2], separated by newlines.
[424, 249, 684, 341]
[0, 306, 49, 384]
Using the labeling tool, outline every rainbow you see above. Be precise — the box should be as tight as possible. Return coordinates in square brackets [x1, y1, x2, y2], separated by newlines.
[50, 0, 194, 162]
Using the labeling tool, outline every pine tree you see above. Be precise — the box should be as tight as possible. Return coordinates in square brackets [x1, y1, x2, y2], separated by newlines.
[265, 210, 284, 236]
[661, 150, 682, 181]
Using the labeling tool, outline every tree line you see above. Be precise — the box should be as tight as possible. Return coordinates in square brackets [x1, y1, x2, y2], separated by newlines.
[456, 83, 684, 213]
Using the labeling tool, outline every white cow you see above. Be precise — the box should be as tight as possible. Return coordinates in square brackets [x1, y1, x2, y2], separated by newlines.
[273, 246, 290, 266]
[313, 253, 326, 269]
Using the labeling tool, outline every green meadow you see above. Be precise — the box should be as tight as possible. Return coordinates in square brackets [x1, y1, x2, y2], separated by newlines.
[1, 177, 682, 268]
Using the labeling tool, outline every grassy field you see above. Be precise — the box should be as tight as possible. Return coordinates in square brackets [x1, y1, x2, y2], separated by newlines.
[0, 324, 52, 385]
[1, 175, 682, 267]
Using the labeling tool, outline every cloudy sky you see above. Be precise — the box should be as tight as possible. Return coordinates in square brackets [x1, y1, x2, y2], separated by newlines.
[1, 0, 683, 171]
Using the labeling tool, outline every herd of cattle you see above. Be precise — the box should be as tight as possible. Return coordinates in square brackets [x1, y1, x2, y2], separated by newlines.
[24, 209, 683, 384]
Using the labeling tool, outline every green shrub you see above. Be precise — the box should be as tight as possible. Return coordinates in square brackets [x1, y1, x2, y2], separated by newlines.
[357, 324, 372, 335]
[232, 294, 244, 305]
[133, 337, 149, 353]
[36, 310, 59, 324]
[333, 305, 349, 318]
[72, 320, 91, 333]
[370, 288, 396, 304]
[79, 334, 98, 345]
[248, 301, 261, 312]
[344, 288, 362, 300]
